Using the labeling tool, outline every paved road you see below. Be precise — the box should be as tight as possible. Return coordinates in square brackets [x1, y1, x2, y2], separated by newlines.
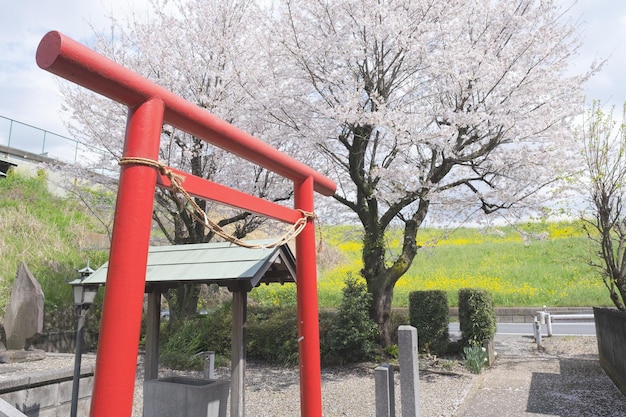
[449, 321, 596, 336]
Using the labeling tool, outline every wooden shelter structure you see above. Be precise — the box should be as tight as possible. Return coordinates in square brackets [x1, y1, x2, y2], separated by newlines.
[83, 240, 296, 415]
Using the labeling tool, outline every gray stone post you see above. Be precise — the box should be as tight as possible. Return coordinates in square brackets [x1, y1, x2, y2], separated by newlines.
[204, 351, 216, 380]
[483, 338, 495, 366]
[398, 325, 420, 417]
[375, 364, 395, 417]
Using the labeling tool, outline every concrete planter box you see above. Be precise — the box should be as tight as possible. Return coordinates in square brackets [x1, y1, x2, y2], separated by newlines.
[594, 307, 626, 396]
[143, 376, 229, 417]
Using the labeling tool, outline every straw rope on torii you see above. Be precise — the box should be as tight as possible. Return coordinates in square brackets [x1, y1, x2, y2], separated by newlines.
[118, 156, 317, 249]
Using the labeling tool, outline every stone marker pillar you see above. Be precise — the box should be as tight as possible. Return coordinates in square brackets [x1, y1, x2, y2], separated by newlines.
[4, 262, 44, 350]
[398, 325, 420, 417]
[375, 364, 395, 417]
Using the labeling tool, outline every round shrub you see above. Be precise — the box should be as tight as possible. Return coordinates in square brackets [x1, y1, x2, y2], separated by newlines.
[322, 275, 379, 365]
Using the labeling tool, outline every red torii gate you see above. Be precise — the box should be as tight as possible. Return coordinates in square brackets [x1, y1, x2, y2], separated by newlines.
[36, 31, 336, 417]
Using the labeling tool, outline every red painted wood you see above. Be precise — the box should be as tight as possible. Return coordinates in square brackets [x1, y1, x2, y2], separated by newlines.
[90, 97, 164, 416]
[36, 31, 336, 196]
[295, 177, 323, 417]
[36, 30, 334, 417]
[157, 167, 301, 224]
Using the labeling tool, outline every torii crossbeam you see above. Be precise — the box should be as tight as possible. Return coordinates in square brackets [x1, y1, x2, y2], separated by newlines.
[36, 31, 336, 417]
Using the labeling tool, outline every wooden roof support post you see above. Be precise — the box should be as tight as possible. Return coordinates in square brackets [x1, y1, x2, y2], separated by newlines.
[144, 289, 161, 381]
[231, 288, 247, 417]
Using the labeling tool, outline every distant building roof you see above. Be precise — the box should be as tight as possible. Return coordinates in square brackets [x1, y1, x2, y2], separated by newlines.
[0, 156, 17, 178]
[83, 240, 296, 292]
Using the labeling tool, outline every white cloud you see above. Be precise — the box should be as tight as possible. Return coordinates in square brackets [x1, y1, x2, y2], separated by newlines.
[0, 0, 149, 138]
[562, 0, 626, 106]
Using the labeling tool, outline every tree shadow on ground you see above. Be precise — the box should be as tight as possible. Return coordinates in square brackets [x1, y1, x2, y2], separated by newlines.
[527, 358, 626, 416]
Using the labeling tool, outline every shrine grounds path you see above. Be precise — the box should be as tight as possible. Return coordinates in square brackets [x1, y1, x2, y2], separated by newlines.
[456, 335, 626, 417]
[130, 334, 625, 416]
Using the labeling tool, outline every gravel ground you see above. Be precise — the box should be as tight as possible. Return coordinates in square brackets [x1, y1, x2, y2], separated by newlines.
[132, 356, 476, 417]
[0, 335, 607, 416]
[130, 335, 606, 417]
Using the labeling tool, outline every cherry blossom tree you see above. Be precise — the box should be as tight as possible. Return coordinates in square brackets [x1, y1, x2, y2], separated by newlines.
[59, 0, 292, 322]
[268, 0, 597, 344]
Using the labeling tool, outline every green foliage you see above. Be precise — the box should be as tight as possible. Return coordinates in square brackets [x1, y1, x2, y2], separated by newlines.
[384, 344, 399, 359]
[160, 304, 232, 370]
[249, 284, 297, 307]
[463, 344, 488, 374]
[0, 170, 108, 313]
[160, 317, 207, 370]
[389, 308, 410, 344]
[322, 274, 379, 365]
[155, 278, 386, 369]
[440, 358, 456, 371]
[458, 288, 496, 346]
[202, 303, 234, 354]
[158, 304, 356, 370]
[160, 297, 377, 369]
[247, 305, 300, 366]
[248, 276, 379, 366]
[408, 290, 449, 354]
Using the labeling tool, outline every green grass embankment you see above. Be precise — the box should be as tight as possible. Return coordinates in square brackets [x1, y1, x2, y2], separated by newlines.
[0, 170, 107, 312]
[252, 221, 610, 309]
[1, 169, 609, 311]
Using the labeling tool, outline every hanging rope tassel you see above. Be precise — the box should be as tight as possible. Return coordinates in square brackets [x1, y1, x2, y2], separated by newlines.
[119, 157, 316, 249]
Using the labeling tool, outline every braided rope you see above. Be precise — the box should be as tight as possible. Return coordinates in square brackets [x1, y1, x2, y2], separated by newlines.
[119, 157, 316, 249]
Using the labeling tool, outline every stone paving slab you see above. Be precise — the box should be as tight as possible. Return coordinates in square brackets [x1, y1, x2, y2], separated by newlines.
[455, 336, 626, 417]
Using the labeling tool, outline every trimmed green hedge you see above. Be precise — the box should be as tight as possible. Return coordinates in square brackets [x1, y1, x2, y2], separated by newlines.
[247, 305, 300, 365]
[160, 276, 380, 369]
[458, 288, 496, 346]
[408, 290, 449, 354]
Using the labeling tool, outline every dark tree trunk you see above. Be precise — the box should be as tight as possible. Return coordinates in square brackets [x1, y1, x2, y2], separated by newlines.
[369, 275, 396, 346]
[360, 200, 427, 346]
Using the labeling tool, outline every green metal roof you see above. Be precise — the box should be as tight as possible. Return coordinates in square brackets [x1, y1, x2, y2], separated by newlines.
[83, 240, 296, 292]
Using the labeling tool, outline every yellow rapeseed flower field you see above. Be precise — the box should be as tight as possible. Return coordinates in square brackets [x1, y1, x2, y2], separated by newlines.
[251, 221, 610, 308]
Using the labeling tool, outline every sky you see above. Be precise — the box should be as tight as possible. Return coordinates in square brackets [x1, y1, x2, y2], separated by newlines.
[0, 1, 149, 138]
[0, 0, 625, 144]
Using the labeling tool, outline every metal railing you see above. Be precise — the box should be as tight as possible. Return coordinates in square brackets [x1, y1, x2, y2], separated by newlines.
[533, 307, 595, 348]
[0, 114, 104, 164]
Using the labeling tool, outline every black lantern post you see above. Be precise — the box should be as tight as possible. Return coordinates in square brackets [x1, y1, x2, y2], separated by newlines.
[69, 263, 98, 417]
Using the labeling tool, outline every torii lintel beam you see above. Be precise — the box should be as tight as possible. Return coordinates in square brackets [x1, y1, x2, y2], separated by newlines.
[36, 31, 336, 197]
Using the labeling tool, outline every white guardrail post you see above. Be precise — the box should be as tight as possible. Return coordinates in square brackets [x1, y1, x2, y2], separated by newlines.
[533, 307, 594, 348]
[533, 316, 542, 348]
[546, 312, 553, 337]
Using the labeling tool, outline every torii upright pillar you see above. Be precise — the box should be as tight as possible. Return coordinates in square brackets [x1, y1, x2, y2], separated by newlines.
[295, 176, 322, 416]
[92, 97, 165, 412]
